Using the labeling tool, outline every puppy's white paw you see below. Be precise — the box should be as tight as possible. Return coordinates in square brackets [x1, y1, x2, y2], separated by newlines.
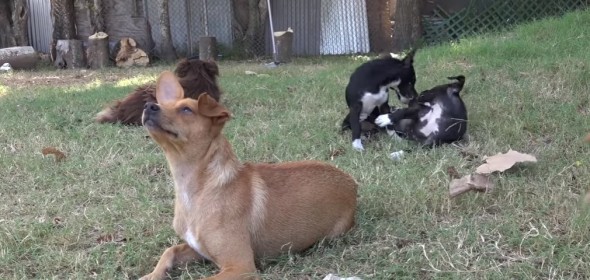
[375, 114, 392, 127]
[386, 128, 396, 136]
[352, 139, 364, 151]
[389, 150, 405, 160]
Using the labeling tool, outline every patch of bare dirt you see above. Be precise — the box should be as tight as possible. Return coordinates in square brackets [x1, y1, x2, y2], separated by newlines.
[0, 69, 125, 88]
[0, 64, 169, 88]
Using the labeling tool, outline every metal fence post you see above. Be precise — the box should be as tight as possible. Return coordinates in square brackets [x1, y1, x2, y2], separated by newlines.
[185, 0, 193, 56]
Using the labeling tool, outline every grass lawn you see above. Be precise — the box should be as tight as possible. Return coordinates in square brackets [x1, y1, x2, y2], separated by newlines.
[1, 10, 590, 280]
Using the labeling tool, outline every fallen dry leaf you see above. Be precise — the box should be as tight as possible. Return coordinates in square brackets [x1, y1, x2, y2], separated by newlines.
[395, 238, 413, 249]
[41, 147, 66, 162]
[53, 216, 63, 226]
[475, 149, 537, 174]
[96, 234, 114, 244]
[244, 70, 258, 75]
[585, 133, 590, 143]
[96, 233, 127, 244]
[449, 174, 495, 198]
[459, 149, 479, 161]
[329, 148, 345, 160]
[446, 166, 462, 179]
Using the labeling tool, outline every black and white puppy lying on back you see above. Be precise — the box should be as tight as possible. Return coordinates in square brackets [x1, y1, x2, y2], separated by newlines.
[375, 75, 468, 158]
[342, 50, 419, 151]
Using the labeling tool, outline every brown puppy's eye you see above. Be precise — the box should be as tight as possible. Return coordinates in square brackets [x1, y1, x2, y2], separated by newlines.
[181, 107, 192, 114]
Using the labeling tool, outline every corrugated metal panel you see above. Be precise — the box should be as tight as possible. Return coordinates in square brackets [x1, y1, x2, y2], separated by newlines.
[265, 0, 321, 56]
[320, 0, 369, 54]
[265, 0, 370, 56]
[27, 0, 53, 53]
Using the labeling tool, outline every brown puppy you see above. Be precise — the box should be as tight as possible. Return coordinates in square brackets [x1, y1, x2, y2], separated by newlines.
[139, 71, 358, 280]
[95, 58, 222, 125]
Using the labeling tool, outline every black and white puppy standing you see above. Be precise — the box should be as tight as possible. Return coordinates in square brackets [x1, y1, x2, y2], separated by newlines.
[342, 50, 419, 151]
[375, 75, 468, 158]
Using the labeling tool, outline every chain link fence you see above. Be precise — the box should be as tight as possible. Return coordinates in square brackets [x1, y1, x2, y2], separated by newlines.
[423, 0, 590, 44]
[141, 0, 589, 60]
[144, 0, 378, 59]
[145, 0, 233, 58]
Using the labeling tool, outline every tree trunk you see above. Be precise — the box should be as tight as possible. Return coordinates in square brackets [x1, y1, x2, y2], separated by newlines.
[231, 0, 249, 45]
[0, 0, 29, 48]
[51, 0, 77, 61]
[199, 36, 217, 61]
[87, 32, 109, 68]
[366, 0, 392, 53]
[158, 0, 177, 61]
[391, 0, 422, 52]
[11, 0, 29, 46]
[230, 0, 268, 57]
[87, 0, 105, 33]
[244, 0, 267, 56]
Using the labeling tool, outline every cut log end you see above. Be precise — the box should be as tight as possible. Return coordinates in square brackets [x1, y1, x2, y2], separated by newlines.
[87, 33, 110, 69]
[274, 29, 294, 63]
[89, 32, 109, 40]
[116, 37, 149, 68]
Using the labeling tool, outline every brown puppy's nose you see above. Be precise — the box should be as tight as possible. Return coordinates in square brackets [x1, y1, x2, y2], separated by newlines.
[144, 102, 160, 112]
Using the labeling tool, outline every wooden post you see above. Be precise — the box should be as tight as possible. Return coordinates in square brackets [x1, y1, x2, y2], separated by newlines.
[366, 0, 393, 52]
[274, 28, 293, 63]
[199, 36, 217, 60]
[55, 39, 86, 69]
[0, 46, 39, 69]
[87, 32, 109, 69]
[391, 0, 422, 52]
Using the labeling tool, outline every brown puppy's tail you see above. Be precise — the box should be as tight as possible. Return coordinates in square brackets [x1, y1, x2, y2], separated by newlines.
[94, 107, 116, 124]
[95, 84, 157, 126]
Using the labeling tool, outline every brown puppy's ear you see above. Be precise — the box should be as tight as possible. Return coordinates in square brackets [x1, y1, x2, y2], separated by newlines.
[156, 71, 184, 105]
[403, 48, 417, 67]
[197, 94, 230, 122]
[173, 58, 190, 77]
[203, 60, 220, 77]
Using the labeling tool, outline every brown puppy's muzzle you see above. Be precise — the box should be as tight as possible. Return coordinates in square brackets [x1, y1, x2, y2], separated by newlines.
[143, 102, 179, 138]
[142, 102, 160, 126]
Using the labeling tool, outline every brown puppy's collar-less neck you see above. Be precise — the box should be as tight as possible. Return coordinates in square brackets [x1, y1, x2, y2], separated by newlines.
[167, 134, 242, 193]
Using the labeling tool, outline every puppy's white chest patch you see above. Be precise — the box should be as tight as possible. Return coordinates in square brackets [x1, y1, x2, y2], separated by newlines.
[360, 86, 389, 121]
[184, 229, 211, 260]
[419, 103, 443, 136]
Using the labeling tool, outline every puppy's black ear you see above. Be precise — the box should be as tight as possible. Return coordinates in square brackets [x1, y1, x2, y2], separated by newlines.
[403, 48, 417, 67]
[447, 75, 466, 94]
[447, 75, 466, 85]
